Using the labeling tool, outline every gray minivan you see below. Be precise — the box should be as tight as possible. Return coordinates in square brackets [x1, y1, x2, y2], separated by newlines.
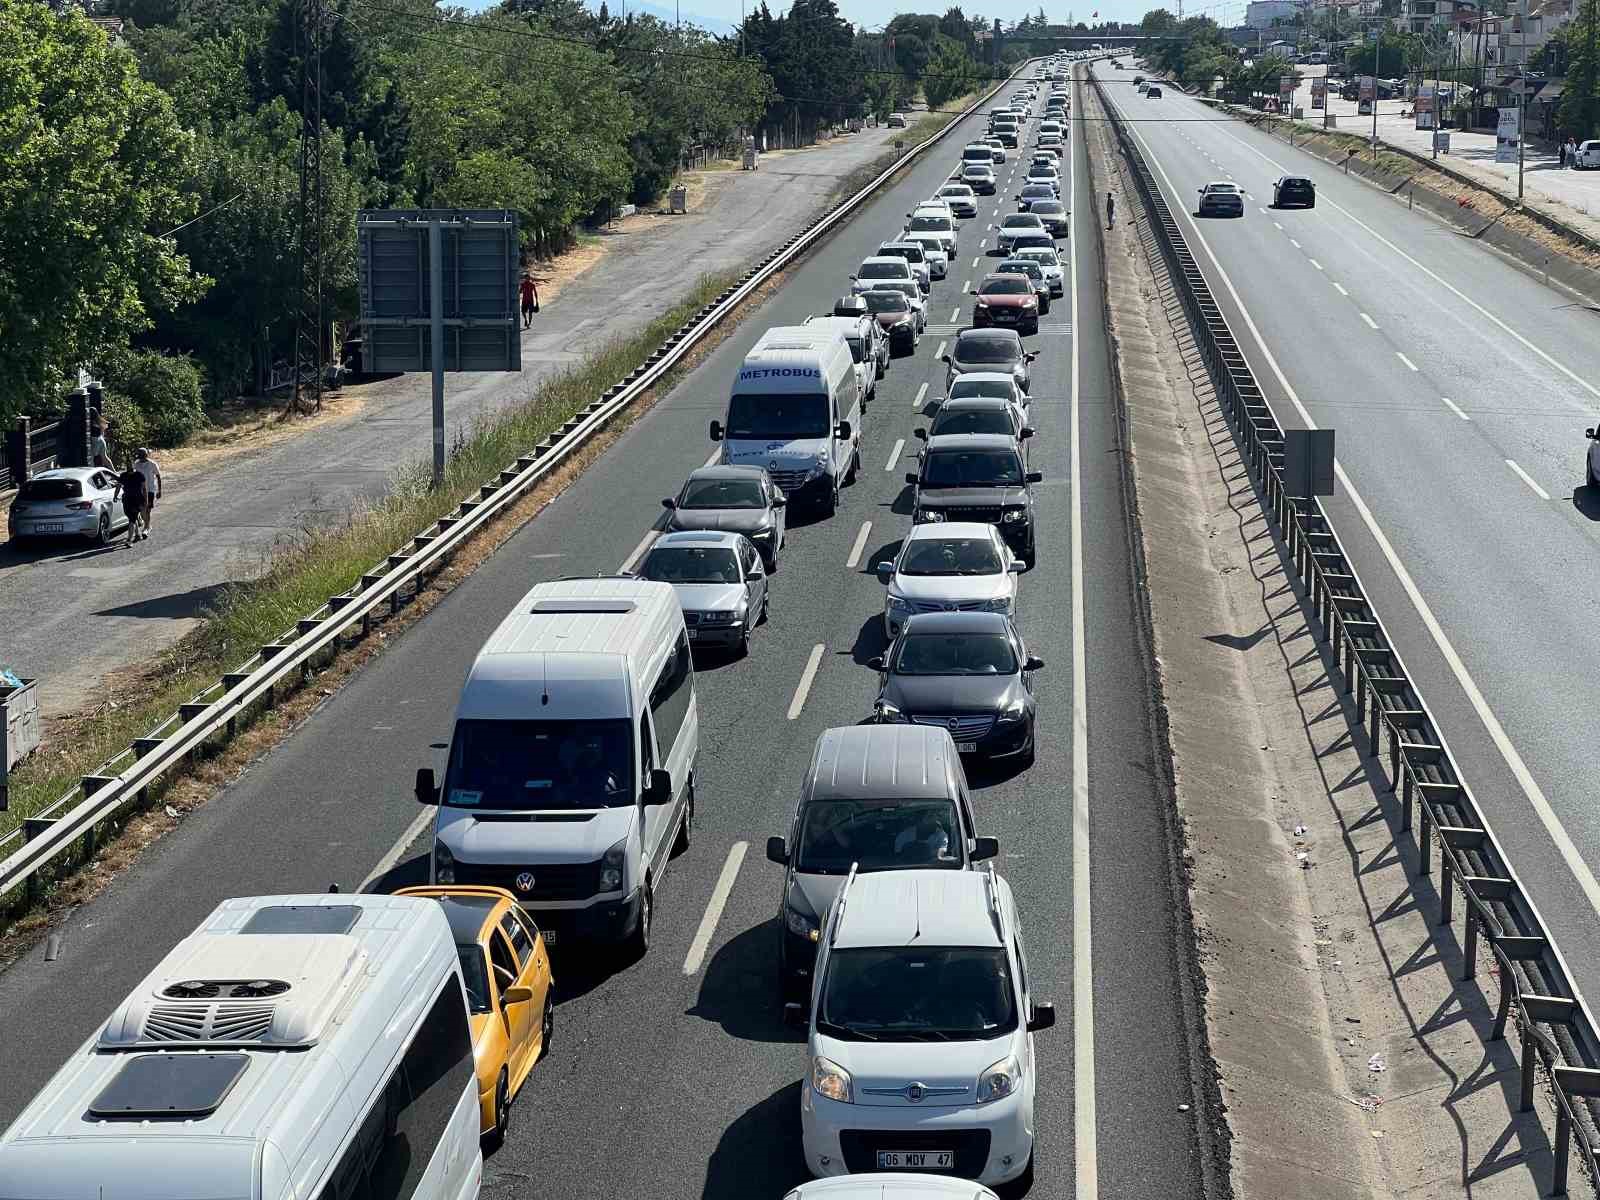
[764, 723, 999, 999]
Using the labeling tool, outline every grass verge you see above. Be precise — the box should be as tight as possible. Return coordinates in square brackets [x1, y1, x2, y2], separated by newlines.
[0, 268, 745, 848]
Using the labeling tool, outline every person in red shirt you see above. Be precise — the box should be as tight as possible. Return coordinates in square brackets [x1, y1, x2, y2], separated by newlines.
[519, 274, 539, 328]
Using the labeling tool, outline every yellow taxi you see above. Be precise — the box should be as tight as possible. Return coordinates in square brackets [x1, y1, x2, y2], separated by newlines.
[396, 885, 554, 1145]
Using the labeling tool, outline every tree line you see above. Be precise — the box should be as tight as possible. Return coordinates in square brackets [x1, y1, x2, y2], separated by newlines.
[0, 0, 1002, 440]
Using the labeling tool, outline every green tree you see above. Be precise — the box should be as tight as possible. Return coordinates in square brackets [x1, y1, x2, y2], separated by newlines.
[0, 0, 204, 423]
[1560, 0, 1600, 139]
[923, 34, 978, 109]
[1141, 8, 1177, 34]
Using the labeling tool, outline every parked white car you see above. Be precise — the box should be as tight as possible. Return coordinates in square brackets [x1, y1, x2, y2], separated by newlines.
[6, 467, 130, 546]
[1576, 139, 1600, 170]
[877, 523, 1022, 639]
[797, 868, 1056, 1189]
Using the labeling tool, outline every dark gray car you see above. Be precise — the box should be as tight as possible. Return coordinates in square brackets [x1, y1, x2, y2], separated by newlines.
[907, 433, 1042, 568]
[869, 612, 1043, 765]
[662, 465, 786, 571]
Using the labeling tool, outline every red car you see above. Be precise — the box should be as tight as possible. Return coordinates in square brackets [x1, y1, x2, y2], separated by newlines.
[972, 274, 1039, 336]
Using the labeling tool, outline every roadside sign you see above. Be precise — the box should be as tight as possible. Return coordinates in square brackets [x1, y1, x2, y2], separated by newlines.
[1284, 428, 1336, 498]
[1311, 77, 1327, 109]
[1415, 83, 1436, 130]
[1495, 107, 1520, 163]
[1434, 130, 1451, 153]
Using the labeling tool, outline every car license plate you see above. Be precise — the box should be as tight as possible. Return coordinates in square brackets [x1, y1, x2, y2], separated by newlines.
[36, 522, 63, 534]
[956, 742, 978, 754]
[540, 929, 557, 945]
[876, 1151, 954, 1170]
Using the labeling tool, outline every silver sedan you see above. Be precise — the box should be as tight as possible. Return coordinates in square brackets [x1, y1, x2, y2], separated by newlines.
[7, 467, 130, 546]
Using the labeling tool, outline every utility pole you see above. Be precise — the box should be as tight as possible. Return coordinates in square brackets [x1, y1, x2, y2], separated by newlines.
[292, 0, 325, 417]
[1372, 22, 1381, 160]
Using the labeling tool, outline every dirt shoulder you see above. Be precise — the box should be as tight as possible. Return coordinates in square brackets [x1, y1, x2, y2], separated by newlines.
[1087, 77, 1592, 1200]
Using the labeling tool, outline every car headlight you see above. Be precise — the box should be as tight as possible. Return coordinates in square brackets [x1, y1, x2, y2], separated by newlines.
[977, 1054, 1021, 1103]
[875, 699, 907, 723]
[975, 299, 990, 309]
[600, 837, 627, 892]
[432, 841, 456, 884]
[886, 593, 913, 612]
[749, 526, 773, 540]
[984, 595, 1013, 613]
[785, 898, 820, 941]
[1023, 297, 1037, 308]
[704, 609, 740, 623]
[812, 1056, 854, 1104]
[1002, 507, 1027, 523]
[916, 509, 946, 523]
[997, 695, 1028, 724]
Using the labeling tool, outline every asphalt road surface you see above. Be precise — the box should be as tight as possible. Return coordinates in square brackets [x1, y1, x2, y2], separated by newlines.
[0, 121, 899, 715]
[0, 64, 1210, 1199]
[1097, 62, 1600, 1003]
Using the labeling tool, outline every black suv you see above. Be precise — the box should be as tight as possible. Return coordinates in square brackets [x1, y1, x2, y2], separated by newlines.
[906, 433, 1041, 568]
[1272, 175, 1316, 209]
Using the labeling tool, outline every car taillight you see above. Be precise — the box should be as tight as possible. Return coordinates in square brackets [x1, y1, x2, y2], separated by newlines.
[66, 501, 94, 511]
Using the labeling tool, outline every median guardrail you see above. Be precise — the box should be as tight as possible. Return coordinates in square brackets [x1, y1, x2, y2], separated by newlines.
[0, 63, 1038, 919]
[1091, 66, 1600, 1194]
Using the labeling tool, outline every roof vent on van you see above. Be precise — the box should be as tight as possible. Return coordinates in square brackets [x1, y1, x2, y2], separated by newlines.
[89, 1052, 249, 1120]
[98, 934, 365, 1051]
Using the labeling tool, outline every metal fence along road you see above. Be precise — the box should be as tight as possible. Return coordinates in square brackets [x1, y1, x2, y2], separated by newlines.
[1093, 66, 1600, 1195]
[0, 65, 1035, 919]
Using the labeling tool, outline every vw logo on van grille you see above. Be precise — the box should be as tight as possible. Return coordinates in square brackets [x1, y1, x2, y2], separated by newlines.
[514, 872, 536, 893]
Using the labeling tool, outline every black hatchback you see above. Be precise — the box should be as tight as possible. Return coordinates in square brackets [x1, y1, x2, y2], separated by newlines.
[1273, 175, 1316, 208]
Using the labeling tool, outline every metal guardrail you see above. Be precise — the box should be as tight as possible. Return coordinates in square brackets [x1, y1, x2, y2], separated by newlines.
[1093, 66, 1600, 1195]
[0, 62, 1034, 914]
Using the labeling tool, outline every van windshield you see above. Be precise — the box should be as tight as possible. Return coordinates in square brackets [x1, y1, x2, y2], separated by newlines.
[819, 948, 1017, 1042]
[907, 216, 952, 233]
[726, 393, 830, 440]
[796, 798, 963, 874]
[443, 718, 634, 810]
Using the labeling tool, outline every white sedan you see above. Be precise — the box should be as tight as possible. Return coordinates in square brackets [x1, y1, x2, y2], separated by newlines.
[7, 467, 130, 546]
[876, 522, 1023, 639]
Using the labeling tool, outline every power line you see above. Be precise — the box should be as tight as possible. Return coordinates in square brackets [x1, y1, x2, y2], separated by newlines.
[158, 190, 247, 238]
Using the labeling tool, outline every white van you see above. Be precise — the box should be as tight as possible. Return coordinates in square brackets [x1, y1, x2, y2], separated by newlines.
[710, 325, 862, 516]
[420, 577, 697, 957]
[961, 142, 994, 167]
[803, 314, 879, 401]
[0, 894, 481, 1200]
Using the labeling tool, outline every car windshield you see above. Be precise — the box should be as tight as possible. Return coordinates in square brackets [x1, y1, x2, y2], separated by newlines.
[858, 261, 907, 279]
[881, 281, 920, 301]
[819, 947, 1018, 1041]
[19, 478, 82, 500]
[922, 449, 1024, 487]
[1208, 184, 1238, 193]
[940, 187, 972, 198]
[725, 392, 830, 439]
[893, 632, 1019, 676]
[998, 263, 1042, 281]
[980, 277, 1032, 296]
[1002, 216, 1041, 229]
[900, 536, 1003, 576]
[908, 216, 951, 232]
[680, 478, 764, 509]
[864, 291, 909, 314]
[955, 336, 1021, 365]
[457, 945, 493, 1014]
[639, 545, 742, 584]
[962, 166, 992, 177]
[1023, 185, 1053, 196]
[795, 799, 963, 874]
[443, 718, 634, 811]
[931, 408, 1013, 437]
[1012, 235, 1053, 252]
[1032, 202, 1064, 215]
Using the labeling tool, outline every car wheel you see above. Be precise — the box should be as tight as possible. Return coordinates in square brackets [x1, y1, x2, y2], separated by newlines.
[673, 783, 694, 854]
[1023, 546, 1037, 570]
[94, 510, 111, 546]
[485, 1071, 511, 1150]
[759, 589, 771, 625]
[1027, 319, 1040, 335]
[625, 881, 652, 961]
[1040, 295, 1051, 315]
[737, 616, 752, 658]
[538, 990, 555, 1061]
[821, 479, 839, 517]
[1587, 458, 1599, 490]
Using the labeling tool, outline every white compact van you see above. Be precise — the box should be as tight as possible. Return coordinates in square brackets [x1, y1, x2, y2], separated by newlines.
[710, 325, 862, 516]
[420, 577, 697, 957]
[0, 893, 481, 1200]
[803, 313, 879, 401]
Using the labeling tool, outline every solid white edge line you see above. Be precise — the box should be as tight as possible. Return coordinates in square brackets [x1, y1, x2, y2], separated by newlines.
[1396, 351, 1419, 372]
[620, 529, 659, 573]
[1069, 65, 1098, 1200]
[1332, 281, 1349, 296]
[1442, 396, 1471, 421]
[914, 382, 929, 410]
[682, 841, 748, 976]
[845, 520, 873, 569]
[1359, 312, 1379, 329]
[1506, 459, 1553, 501]
[786, 644, 826, 720]
[885, 438, 906, 473]
[360, 806, 436, 893]
[1121, 91, 1600, 921]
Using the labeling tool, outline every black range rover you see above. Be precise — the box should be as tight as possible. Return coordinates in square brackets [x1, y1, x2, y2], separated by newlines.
[906, 433, 1041, 569]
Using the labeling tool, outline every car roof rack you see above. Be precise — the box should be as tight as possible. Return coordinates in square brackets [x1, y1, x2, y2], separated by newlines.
[829, 861, 860, 948]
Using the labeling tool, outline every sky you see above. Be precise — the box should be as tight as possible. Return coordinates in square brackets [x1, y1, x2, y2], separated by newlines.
[589, 2, 1158, 34]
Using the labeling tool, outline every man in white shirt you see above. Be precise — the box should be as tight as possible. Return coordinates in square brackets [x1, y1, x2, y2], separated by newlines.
[134, 448, 162, 535]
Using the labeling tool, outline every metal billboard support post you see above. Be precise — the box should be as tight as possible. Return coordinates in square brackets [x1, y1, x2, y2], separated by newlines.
[429, 219, 446, 488]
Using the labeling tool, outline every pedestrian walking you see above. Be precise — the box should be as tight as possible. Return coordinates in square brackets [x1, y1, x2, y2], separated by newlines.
[519, 273, 540, 328]
[115, 457, 148, 546]
[134, 447, 162, 538]
[90, 420, 112, 469]
[1106, 190, 1115, 229]
[1567, 136, 1579, 170]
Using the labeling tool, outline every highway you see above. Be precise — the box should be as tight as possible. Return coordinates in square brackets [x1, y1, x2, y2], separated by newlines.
[0, 65, 1209, 1199]
[1095, 63, 1600, 1002]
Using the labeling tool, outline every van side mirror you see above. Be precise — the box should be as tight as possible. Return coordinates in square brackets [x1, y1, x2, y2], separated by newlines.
[905, 472, 919, 485]
[835, 420, 852, 441]
[1025, 655, 1045, 671]
[972, 836, 1000, 861]
[1025, 471, 1043, 483]
[1008, 561, 1025, 574]
[1028, 1001, 1057, 1031]
[941, 354, 952, 364]
[772, 495, 787, 508]
[1589, 427, 1598, 439]
[1021, 427, 1035, 439]
[766, 836, 789, 865]
[708, 420, 723, 441]
[645, 768, 673, 805]
[661, 497, 676, 509]
[415, 767, 439, 806]
[913, 428, 927, 440]
[876, 561, 894, 583]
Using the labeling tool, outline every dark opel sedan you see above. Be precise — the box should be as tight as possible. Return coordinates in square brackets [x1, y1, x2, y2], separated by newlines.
[1272, 175, 1316, 208]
